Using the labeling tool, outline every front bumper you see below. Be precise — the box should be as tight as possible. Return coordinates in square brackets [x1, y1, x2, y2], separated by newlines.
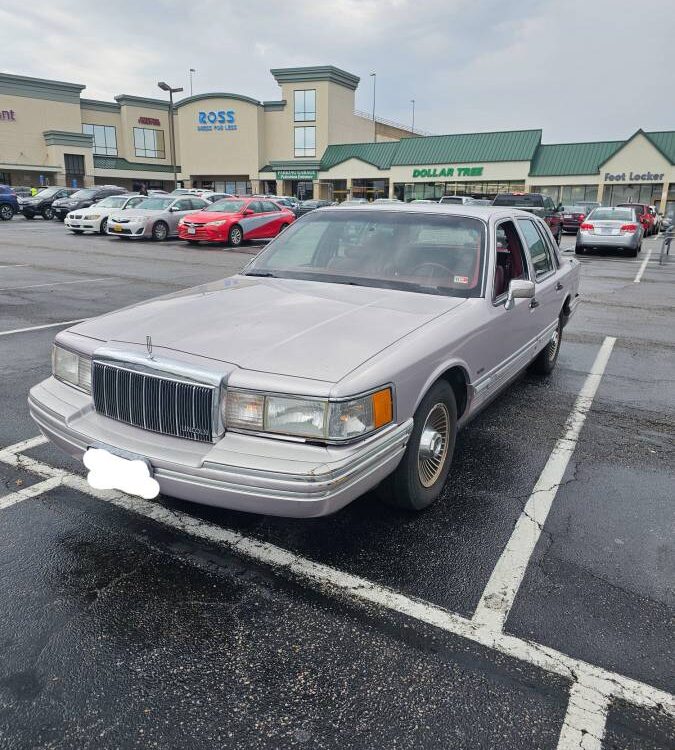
[178, 224, 229, 242]
[65, 217, 100, 232]
[28, 377, 412, 517]
[576, 231, 640, 249]
[54, 207, 74, 219]
[106, 220, 150, 238]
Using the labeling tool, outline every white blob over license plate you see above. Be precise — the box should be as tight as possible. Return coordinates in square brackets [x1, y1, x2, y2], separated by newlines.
[83, 447, 160, 499]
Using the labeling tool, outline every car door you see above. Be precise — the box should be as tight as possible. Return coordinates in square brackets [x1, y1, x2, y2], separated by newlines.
[258, 200, 286, 237]
[516, 217, 561, 349]
[168, 198, 195, 234]
[239, 201, 265, 239]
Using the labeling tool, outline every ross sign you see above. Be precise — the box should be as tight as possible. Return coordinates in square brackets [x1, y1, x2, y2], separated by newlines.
[276, 170, 317, 180]
[1, 109, 16, 121]
[412, 165, 484, 179]
[604, 171, 664, 182]
[138, 116, 161, 126]
[197, 109, 237, 132]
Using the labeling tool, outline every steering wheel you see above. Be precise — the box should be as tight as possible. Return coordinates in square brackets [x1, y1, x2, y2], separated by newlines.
[411, 262, 453, 280]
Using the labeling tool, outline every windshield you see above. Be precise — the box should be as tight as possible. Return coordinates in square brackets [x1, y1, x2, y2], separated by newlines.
[97, 196, 127, 208]
[205, 200, 245, 213]
[69, 189, 98, 200]
[300, 200, 319, 207]
[588, 208, 636, 221]
[35, 188, 60, 198]
[493, 194, 544, 206]
[245, 210, 486, 298]
[135, 198, 174, 210]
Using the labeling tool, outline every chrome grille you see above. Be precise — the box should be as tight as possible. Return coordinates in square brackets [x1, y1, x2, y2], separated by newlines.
[92, 362, 214, 442]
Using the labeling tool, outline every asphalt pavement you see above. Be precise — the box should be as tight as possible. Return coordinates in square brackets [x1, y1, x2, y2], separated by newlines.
[0, 218, 673, 749]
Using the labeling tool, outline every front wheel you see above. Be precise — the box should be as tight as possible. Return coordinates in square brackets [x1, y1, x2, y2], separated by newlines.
[529, 317, 562, 375]
[0, 204, 14, 220]
[42, 206, 54, 220]
[99, 217, 108, 234]
[378, 381, 457, 511]
[228, 224, 243, 247]
[151, 221, 169, 241]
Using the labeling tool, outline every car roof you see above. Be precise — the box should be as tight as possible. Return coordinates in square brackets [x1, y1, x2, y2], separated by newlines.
[324, 202, 534, 220]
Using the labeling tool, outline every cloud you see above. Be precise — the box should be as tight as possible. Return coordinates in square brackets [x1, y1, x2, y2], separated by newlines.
[1, 0, 673, 141]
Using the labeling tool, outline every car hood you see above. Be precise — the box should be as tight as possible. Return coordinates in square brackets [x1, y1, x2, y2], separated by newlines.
[184, 210, 241, 222]
[111, 209, 163, 220]
[70, 276, 465, 382]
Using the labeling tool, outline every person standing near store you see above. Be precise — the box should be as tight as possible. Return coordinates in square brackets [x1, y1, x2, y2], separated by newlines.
[139, 183, 148, 196]
[30, 186, 37, 196]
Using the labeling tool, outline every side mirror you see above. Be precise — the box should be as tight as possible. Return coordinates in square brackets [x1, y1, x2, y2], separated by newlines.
[243, 208, 254, 216]
[505, 279, 535, 310]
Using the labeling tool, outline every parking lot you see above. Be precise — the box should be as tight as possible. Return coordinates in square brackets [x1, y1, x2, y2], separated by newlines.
[0, 218, 673, 749]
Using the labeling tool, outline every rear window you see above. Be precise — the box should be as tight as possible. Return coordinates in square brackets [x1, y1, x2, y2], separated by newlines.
[562, 206, 588, 213]
[493, 194, 544, 207]
[588, 208, 636, 221]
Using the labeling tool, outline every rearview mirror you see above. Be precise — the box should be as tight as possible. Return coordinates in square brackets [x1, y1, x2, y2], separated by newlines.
[505, 279, 535, 310]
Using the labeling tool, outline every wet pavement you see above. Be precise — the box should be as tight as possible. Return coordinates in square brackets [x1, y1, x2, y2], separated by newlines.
[0, 219, 673, 748]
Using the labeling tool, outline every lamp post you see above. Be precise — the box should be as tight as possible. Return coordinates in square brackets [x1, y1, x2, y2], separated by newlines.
[157, 81, 183, 191]
[410, 99, 415, 134]
[370, 72, 376, 143]
[189, 68, 196, 97]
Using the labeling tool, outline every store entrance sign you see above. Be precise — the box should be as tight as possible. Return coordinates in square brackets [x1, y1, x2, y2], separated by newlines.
[276, 170, 317, 180]
[1, 109, 16, 121]
[604, 171, 664, 182]
[197, 110, 237, 132]
[412, 165, 483, 179]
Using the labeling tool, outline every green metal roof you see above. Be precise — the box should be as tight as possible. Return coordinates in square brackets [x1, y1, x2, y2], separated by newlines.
[320, 141, 399, 171]
[530, 141, 624, 176]
[391, 129, 542, 166]
[94, 156, 180, 173]
[642, 131, 675, 164]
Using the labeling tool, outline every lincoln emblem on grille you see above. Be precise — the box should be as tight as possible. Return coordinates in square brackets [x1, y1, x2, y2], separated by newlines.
[146, 335, 153, 359]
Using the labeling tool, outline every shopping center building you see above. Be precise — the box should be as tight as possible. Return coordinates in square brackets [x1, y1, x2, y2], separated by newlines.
[1, 67, 674, 213]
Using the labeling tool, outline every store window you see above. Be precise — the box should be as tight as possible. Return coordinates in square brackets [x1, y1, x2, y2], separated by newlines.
[82, 124, 117, 156]
[603, 183, 663, 207]
[294, 127, 316, 157]
[133, 127, 165, 159]
[294, 90, 316, 122]
[64, 153, 85, 188]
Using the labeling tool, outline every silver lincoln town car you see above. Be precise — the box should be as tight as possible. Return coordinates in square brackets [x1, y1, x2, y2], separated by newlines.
[29, 204, 580, 517]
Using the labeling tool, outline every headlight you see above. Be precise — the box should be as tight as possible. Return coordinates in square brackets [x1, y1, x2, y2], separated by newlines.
[224, 387, 393, 442]
[52, 345, 91, 393]
[206, 220, 228, 227]
[178, 218, 185, 226]
[84, 214, 100, 220]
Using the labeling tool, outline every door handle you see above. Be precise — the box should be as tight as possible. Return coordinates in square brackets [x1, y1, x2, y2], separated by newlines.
[556, 282, 564, 291]
[530, 298, 540, 309]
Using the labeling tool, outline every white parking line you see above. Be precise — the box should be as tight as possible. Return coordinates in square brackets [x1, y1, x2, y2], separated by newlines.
[0, 277, 113, 292]
[633, 247, 653, 283]
[0, 264, 30, 269]
[0, 424, 672, 744]
[0, 476, 62, 511]
[0, 319, 86, 337]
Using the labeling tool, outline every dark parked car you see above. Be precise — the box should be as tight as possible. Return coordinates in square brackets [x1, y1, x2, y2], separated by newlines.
[560, 205, 592, 233]
[52, 185, 127, 221]
[21, 187, 78, 220]
[492, 192, 563, 243]
[293, 199, 334, 217]
[0, 185, 20, 221]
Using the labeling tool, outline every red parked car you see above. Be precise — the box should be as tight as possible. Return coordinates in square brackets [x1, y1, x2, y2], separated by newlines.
[617, 203, 654, 236]
[178, 197, 295, 247]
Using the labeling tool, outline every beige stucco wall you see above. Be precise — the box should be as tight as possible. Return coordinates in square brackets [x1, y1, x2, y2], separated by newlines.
[327, 85, 372, 145]
[175, 97, 262, 179]
[118, 103, 171, 165]
[600, 134, 672, 181]
[0, 94, 82, 170]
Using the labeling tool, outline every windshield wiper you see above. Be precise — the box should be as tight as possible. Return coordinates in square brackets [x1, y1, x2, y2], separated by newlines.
[244, 271, 277, 277]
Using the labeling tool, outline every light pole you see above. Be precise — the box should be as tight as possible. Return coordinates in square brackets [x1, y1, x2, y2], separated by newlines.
[370, 72, 376, 143]
[157, 81, 183, 191]
[410, 99, 415, 134]
[189, 68, 196, 97]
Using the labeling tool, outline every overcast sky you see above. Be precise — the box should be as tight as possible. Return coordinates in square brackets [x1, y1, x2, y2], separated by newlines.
[1, 0, 673, 143]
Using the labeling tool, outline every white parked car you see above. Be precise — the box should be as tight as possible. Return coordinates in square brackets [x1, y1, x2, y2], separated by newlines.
[64, 194, 147, 235]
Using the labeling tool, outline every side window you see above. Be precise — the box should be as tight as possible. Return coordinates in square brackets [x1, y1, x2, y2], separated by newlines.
[262, 200, 281, 212]
[248, 201, 263, 214]
[518, 219, 554, 278]
[534, 221, 560, 269]
[494, 220, 529, 300]
[127, 197, 143, 208]
[190, 198, 206, 210]
[174, 199, 192, 211]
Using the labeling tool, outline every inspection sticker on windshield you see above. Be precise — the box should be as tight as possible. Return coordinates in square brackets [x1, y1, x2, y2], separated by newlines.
[454, 275, 469, 284]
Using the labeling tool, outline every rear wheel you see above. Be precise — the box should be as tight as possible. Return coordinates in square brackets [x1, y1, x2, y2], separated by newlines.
[378, 381, 457, 511]
[151, 221, 169, 241]
[42, 206, 54, 220]
[626, 245, 639, 257]
[228, 224, 243, 247]
[529, 316, 562, 375]
[0, 204, 14, 220]
[278, 222, 289, 234]
[575, 246, 585, 255]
